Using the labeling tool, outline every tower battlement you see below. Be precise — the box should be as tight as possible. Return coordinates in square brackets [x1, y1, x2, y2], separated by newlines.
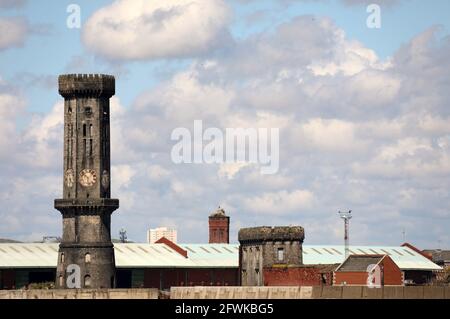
[238, 226, 305, 243]
[58, 74, 115, 98]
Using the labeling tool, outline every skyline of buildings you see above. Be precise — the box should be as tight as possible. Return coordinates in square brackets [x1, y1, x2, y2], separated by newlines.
[147, 227, 178, 244]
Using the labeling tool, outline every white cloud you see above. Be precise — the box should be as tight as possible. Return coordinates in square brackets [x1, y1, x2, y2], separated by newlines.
[218, 162, 251, 179]
[112, 165, 136, 190]
[82, 0, 231, 60]
[308, 38, 390, 77]
[299, 118, 366, 152]
[243, 189, 315, 215]
[21, 101, 63, 168]
[376, 138, 433, 162]
[0, 17, 28, 50]
[0, 92, 24, 154]
[136, 69, 234, 123]
[147, 165, 171, 181]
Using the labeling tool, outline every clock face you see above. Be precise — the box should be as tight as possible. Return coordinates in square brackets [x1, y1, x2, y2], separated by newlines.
[79, 169, 97, 187]
[101, 170, 109, 189]
[65, 169, 74, 188]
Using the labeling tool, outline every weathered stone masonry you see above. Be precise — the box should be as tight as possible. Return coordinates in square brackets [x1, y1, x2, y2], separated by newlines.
[238, 226, 305, 286]
[55, 74, 119, 289]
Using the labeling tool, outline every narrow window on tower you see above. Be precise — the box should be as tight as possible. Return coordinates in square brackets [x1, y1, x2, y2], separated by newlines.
[83, 139, 87, 157]
[66, 139, 70, 166]
[85, 253, 91, 263]
[61, 253, 65, 263]
[89, 124, 93, 137]
[59, 275, 64, 287]
[277, 248, 284, 261]
[89, 139, 93, 156]
[83, 124, 87, 137]
[69, 139, 72, 168]
[84, 275, 91, 288]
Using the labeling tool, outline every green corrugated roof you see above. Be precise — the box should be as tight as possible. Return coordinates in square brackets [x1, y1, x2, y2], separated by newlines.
[0, 243, 441, 271]
[303, 245, 441, 270]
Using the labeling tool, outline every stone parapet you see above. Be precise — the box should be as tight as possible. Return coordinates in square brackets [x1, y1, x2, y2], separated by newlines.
[58, 74, 115, 98]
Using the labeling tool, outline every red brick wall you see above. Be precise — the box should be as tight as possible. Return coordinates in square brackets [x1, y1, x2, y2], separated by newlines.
[264, 267, 333, 286]
[209, 217, 230, 244]
[143, 268, 239, 289]
[382, 255, 403, 285]
[334, 272, 368, 285]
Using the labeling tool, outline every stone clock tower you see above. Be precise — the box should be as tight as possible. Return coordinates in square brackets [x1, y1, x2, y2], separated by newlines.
[55, 74, 119, 289]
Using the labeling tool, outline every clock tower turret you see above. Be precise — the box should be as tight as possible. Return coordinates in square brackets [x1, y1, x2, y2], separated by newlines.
[55, 74, 119, 289]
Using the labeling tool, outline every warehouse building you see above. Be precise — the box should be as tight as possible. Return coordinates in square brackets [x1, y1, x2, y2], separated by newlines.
[0, 241, 440, 289]
[0, 240, 239, 290]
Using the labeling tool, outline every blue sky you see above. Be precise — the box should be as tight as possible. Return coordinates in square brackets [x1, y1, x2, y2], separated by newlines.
[0, 0, 450, 247]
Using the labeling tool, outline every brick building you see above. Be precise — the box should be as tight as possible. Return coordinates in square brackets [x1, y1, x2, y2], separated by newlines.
[333, 255, 403, 286]
[0, 242, 441, 289]
[237, 224, 440, 287]
[209, 207, 230, 244]
[0, 242, 240, 290]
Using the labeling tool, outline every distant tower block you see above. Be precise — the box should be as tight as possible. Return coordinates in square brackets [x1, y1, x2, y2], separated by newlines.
[209, 207, 230, 244]
[54, 74, 119, 289]
[238, 226, 305, 286]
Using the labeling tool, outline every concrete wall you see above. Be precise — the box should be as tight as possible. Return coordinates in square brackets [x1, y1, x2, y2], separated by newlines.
[1, 286, 448, 299]
[171, 286, 313, 299]
[0, 288, 159, 299]
[170, 286, 450, 299]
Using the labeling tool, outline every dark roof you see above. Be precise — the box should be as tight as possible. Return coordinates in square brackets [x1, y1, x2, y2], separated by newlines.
[336, 255, 385, 272]
[423, 250, 450, 262]
[0, 238, 21, 243]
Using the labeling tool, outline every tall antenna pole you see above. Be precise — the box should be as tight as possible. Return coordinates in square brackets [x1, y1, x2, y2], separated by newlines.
[339, 210, 352, 260]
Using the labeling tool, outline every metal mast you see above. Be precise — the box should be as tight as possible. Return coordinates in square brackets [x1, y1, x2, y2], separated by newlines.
[339, 210, 352, 260]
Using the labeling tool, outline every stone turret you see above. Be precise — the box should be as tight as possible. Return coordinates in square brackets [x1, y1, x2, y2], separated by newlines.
[238, 226, 305, 286]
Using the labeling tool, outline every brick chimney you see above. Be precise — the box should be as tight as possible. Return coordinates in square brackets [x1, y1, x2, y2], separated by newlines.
[209, 207, 230, 244]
